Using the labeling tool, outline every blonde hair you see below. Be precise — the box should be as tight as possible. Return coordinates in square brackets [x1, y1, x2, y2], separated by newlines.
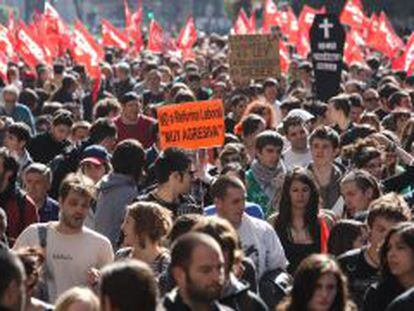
[55, 287, 99, 311]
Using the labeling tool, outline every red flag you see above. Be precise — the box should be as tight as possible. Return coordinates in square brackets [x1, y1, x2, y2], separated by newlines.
[126, 5, 143, 52]
[15, 23, 48, 68]
[249, 12, 256, 33]
[376, 12, 404, 57]
[279, 39, 290, 74]
[0, 24, 16, 59]
[148, 20, 165, 53]
[71, 21, 103, 79]
[404, 33, 414, 75]
[102, 19, 129, 50]
[296, 30, 311, 58]
[279, 6, 298, 45]
[124, 0, 132, 28]
[340, 0, 367, 30]
[298, 5, 326, 35]
[344, 32, 364, 65]
[177, 16, 197, 51]
[263, 0, 279, 33]
[233, 8, 251, 34]
[0, 51, 8, 83]
[366, 14, 380, 48]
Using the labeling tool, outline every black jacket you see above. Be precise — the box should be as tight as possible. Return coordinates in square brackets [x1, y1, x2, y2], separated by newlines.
[163, 290, 234, 311]
[27, 132, 70, 164]
[386, 287, 414, 311]
[364, 279, 405, 311]
[220, 274, 267, 311]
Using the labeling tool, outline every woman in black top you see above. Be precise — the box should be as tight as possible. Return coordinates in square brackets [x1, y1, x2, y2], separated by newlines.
[364, 222, 414, 311]
[274, 167, 329, 274]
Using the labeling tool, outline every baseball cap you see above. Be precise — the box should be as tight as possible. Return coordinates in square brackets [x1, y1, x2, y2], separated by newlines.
[80, 145, 111, 166]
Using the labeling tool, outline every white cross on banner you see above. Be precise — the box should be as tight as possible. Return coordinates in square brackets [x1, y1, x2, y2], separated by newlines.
[319, 18, 334, 39]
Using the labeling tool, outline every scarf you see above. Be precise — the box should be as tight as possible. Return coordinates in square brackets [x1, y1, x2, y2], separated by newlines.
[251, 159, 286, 203]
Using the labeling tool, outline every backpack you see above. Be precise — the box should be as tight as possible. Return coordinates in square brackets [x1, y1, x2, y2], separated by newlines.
[36, 224, 51, 303]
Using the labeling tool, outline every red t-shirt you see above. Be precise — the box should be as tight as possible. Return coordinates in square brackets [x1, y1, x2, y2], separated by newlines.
[114, 115, 156, 149]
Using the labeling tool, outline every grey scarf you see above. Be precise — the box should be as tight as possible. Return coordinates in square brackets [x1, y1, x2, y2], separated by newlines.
[251, 159, 286, 203]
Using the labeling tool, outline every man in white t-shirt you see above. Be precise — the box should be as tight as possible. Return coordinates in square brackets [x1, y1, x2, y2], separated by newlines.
[212, 175, 288, 279]
[282, 114, 312, 171]
[14, 173, 114, 302]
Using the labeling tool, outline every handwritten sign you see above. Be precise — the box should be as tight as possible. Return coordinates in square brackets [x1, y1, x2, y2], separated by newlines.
[229, 34, 280, 84]
[157, 100, 225, 150]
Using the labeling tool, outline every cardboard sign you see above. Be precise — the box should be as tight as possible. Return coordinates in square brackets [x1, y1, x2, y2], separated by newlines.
[310, 14, 345, 102]
[157, 100, 225, 150]
[229, 34, 280, 84]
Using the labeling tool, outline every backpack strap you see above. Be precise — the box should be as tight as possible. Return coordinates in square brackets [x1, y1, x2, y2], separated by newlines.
[37, 224, 50, 302]
[15, 190, 27, 233]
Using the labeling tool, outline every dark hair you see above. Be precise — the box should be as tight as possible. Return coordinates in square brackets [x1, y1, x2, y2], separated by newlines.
[379, 223, 414, 285]
[93, 98, 122, 119]
[240, 114, 266, 137]
[328, 220, 367, 256]
[275, 167, 320, 243]
[349, 93, 364, 108]
[309, 126, 340, 149]
[100, 261, 158, 311]
[210, 175, 245, 201]
[169, 214, 203, 243]
[0, 147, 19, 185]
[7, 122, 31, 143]
[220, 162, 246, 183]
[0, 250, 25, 300]
[52, 112, 74, 127]
[255, 130, 284, 152]
[341, 170, 381, 199]
[18, 88, 39, 111]
[154, 148, 191, 184]
[283, 115, 305, 135]
[111, 139, 145, 181]
[389, 91, 410, 110]
[170, 232, 220, 272]
[229, 94, 248, 109]
[278, 254, 351, 311]
[329, 95, 351, 117]
[193, 216, 241, 273]
[342, 139, 382, 169]
[89, 118, 117, 144]
[16, 248, 44, 291]
[59, 173, 96, 202]
[367, 193, 411, 229]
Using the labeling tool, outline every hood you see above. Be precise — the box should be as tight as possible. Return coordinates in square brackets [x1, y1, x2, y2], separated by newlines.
[98, 173, 136, 193]
[222, 273, 250, 298]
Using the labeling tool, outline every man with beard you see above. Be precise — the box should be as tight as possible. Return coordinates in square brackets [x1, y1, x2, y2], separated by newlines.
[163, 232, 232, 311]
[13, 174, 113, 303]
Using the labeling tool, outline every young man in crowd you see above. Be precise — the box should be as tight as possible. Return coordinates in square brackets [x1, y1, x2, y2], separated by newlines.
[338, 193, 411, 309]
[27, 112, 73, 164]
[164, 232, 228, 310]
[308, 126, 344, 214]
[22, 163, 59, 223]
[113, 92, 156, 148]
[246, 130, 286, 216]
[14, 173, 113, 303]
[327, 94, 354, 135]
[94, 139, 145, 247]
[4, 122, 33, 177]
[282, 115, 312, 171]
[212, 175, 288, 280]
[0, 147, 38, 245]
[137, 147, 202, 219]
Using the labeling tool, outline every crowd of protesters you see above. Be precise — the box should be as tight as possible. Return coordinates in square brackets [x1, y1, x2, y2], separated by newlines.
[1, 13, 414, 311]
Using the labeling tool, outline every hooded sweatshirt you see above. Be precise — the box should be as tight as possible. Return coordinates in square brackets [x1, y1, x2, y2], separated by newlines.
[94, 173, 138, 248]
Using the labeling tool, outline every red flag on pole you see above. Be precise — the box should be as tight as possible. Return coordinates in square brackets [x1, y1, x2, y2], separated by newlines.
[148, 20, 165, 53]
[71, 21, 103, 79]
[0, 24, 16, 59]
[124, 0, 132, 28]
[102, 19, 129, 50]
[233, 8, 251, 34]
[263, 0, 279, 33]
[404, 33, 414, 75]
[0, 51, 8, 83]
[125, 5, 143, 52]
[376, 12, 404, 57]
[279, 39, 290, 74]
[177, 16, 197, 51]
[340, 0, 367, 30]
[279, 6, 298, 45]
[15, 23, 48, 68]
